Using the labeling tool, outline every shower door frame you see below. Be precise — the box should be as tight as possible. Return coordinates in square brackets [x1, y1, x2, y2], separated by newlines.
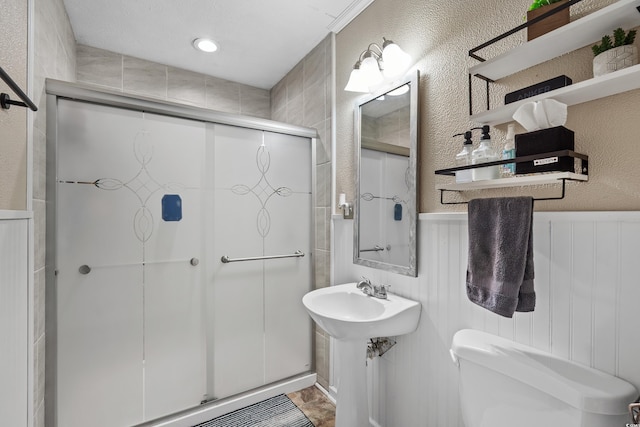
[45, 79, 318, 427]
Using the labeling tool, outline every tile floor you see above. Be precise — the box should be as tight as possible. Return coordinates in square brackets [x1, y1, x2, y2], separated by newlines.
[287, 386, 336, 427]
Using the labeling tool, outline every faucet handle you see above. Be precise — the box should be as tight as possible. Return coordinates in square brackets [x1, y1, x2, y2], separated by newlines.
[358, 276, 371, 285]
[356, 276, 370, 289]
[374, 284, 390, 298]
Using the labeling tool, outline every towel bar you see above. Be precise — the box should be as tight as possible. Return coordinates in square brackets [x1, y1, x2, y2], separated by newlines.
[221, 250, 304, 264]
[439, 177, 571, 205]
[0, 66, 38, 111]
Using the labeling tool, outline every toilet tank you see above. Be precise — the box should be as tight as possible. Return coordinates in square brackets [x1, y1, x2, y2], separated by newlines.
[450, 329, 638, 427]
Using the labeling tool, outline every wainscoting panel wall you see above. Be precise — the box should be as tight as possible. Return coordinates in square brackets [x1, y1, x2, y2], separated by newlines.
[333, 211, 640, 427]
[0, 212, 29, 427]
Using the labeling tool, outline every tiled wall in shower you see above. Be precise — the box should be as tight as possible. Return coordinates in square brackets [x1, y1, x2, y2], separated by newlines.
[33, 0, 77, 426]
[75, 44, 271, 119]
[270, 35, 333, 389]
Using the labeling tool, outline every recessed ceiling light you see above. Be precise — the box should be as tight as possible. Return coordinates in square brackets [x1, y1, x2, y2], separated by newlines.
[193, 38, 218, 53]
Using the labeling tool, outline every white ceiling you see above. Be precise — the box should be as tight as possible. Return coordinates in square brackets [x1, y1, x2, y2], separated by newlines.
[63, 0, 373, 90]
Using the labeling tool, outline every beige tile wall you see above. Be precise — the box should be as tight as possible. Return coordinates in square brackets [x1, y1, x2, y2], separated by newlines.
[76, 45, 271, 119]
[32, 0, 77, 426]
[362, 106, 411, 148]
[271, 34, 333, 389]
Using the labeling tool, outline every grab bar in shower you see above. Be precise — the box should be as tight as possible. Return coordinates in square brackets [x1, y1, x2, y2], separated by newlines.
[360, 245, 390, 253]
[77, 257, 199, 274]
[221, 250, 305, 264]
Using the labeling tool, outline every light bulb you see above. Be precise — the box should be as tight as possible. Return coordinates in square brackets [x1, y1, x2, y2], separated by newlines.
[360, 56, 383, 87]
[382, 42, 411, 79]
[344, 68, 369, 92]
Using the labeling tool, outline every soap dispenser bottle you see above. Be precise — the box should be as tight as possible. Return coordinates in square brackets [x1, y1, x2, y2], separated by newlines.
[453, 131, 473, 183]
[471, 125, 500, 181]
[501, 123, 516, 177]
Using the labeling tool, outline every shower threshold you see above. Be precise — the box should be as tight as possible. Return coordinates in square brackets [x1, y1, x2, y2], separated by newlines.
[134, 372, 317, 427]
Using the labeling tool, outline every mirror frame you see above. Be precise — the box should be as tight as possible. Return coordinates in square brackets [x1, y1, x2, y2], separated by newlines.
[353, 70, 419, 277]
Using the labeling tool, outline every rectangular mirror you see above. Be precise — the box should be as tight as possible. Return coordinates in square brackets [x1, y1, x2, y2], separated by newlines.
[354, 70, 419, 276]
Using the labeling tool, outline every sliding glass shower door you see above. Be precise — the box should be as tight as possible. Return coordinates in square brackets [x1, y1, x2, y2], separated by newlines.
[207, 125, 312, 399]
[50, 98, 313, 427]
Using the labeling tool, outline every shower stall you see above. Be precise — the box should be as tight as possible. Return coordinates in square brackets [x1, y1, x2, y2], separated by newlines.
[45, 81, 316, 427]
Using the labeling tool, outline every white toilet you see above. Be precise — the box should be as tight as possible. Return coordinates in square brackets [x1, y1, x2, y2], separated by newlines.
[450, 329, 638, 427]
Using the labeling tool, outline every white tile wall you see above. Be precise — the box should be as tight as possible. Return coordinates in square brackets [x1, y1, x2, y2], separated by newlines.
[333, 211, 640, 427]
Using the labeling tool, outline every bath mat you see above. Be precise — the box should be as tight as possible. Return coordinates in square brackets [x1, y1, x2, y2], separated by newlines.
[193, 394, 314, 427]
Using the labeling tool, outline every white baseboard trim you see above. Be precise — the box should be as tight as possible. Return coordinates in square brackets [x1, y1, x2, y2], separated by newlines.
[314, 382, 336, 405]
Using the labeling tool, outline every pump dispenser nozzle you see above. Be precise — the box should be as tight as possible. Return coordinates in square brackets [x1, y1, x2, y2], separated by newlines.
[453, 131, 474, 183]
[453, 131, 473, 145]
[469, 125, 499, 181]
[471, 125, 491, 140]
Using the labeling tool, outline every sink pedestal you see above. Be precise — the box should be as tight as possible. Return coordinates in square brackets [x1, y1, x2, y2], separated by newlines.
[302, 282, 422, 427]
[335, 339, 369, 427]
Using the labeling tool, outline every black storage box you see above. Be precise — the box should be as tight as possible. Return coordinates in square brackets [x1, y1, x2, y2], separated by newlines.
[515, 126, 575, 174]
[505, 75, 572, 104]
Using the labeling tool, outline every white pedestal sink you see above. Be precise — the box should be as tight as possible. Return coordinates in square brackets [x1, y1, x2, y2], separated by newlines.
[302, 283, 421, 427]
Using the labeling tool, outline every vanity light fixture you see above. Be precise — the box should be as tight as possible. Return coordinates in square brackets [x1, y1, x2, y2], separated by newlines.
[193, 38, 218, 53]
[344, 37, 411, 93]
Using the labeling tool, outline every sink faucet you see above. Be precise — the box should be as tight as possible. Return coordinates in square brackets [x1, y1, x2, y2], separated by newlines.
[356, 277, 390, 299]
[356, 277, 374, 296]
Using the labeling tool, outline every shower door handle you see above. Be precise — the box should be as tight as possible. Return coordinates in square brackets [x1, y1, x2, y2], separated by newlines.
[221, 250, 305, 263]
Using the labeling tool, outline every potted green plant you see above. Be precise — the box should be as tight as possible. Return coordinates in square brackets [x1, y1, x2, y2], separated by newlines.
[592, 28, 638, 77]
[527, 0, 570, 41]
[528, 0, 564, 11]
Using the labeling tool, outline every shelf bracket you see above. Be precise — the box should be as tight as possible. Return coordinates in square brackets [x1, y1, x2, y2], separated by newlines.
[439, 178, 571, 205]
[467, 0, 584, 117]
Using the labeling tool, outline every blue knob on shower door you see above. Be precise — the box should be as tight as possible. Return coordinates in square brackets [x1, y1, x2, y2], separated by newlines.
[162, 194, 182, 221]
[394, 203, 402, 221]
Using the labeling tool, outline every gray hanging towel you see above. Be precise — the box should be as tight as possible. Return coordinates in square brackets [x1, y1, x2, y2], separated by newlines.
[466, 196, 535, 318]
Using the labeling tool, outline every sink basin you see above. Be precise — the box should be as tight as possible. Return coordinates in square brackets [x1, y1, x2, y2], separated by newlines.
[303, 282, 421, 427]
[302, 282, 421, 340]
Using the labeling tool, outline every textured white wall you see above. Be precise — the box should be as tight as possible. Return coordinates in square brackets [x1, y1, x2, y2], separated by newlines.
[336, 0, 640, 212]
[0, 0, 28, 210]
[334, 212, 640, 426]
